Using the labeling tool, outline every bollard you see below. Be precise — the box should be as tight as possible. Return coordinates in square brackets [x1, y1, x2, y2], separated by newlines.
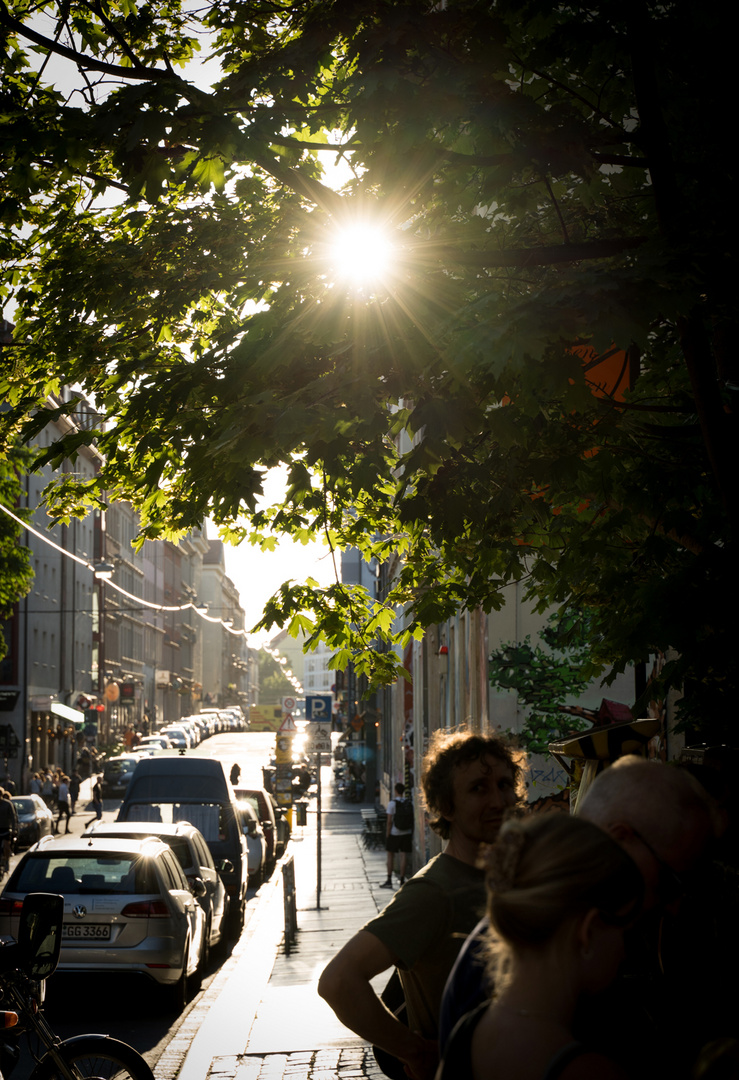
[282, 856, 297, 955]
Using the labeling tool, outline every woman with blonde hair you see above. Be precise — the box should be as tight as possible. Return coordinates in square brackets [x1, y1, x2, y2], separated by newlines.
[437, 813, 643, 1080]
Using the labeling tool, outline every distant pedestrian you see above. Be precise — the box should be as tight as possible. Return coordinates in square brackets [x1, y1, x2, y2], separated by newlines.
[41, 771, 54, 808]
[88, 775, 103, 825]
[69, 771, 81, 813]
[55, 775, 71, 834]
[381, 782, 413, 888]
[0, 790, 18, 871]
[230, 763, 241, 786]
[29, 773, 41, 796]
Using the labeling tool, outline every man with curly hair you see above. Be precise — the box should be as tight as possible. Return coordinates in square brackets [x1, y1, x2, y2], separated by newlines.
[318, 729, 521, 1080]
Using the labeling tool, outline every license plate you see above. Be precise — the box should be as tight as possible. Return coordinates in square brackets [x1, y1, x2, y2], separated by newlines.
[62, 924, 111, 940]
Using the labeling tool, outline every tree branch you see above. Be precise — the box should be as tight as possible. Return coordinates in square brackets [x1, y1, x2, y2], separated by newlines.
[422, 236, 646, 269]
[89, 0, 147, 71]
[0, 3, 177, 82]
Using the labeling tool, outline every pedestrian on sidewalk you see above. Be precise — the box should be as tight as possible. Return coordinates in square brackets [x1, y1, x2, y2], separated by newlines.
[87, 775, 103, 826]
[318, 729, 523, 1080]
[381, 783, 413, 888]
[54, 774, 71, 834]
[69, 771, 81, 814]
[0, 790, 18, 873]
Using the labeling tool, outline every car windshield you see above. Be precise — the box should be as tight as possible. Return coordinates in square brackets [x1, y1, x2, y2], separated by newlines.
[237, 795, 260, 818]
[105, 759, 137, 774]
[12, 798, 35, 814]
[9, 854, 158, 894]
[123, 802, 223, 842]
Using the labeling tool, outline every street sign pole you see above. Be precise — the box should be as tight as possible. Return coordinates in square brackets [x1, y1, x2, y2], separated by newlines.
[316, 750, 322, 910]
[306, 694, 333, 911]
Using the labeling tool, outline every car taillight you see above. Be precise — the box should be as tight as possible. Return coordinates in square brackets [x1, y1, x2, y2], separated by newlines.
[121, 900, 169, 917]
[0, 899, 23, 916]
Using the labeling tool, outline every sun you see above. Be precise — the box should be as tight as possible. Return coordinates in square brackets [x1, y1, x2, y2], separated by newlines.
[328, 224, 395, 288]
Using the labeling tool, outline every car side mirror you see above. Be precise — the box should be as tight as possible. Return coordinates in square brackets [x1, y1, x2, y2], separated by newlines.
[218, 859, 235, 875]
[17, 892, 63, 981]
[189, 877, 207, 898]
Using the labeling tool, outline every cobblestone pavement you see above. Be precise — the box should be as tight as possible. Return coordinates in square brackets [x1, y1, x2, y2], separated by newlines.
[210, 1049, 387, 1080]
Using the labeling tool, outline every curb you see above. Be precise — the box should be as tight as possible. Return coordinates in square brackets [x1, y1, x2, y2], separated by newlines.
[154, 858, 286, 1080]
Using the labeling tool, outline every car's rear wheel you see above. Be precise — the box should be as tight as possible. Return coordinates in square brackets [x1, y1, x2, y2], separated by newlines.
[165, 940, 191, 1013]
[199, 917, 211, 972]
[227, 894, 245, 939]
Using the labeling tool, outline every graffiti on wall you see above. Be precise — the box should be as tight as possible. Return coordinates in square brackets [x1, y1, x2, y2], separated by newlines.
[525, 753, 569, 812]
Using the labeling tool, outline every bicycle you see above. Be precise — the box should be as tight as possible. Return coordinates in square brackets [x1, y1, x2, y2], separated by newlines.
[0, 894, 154, 1080]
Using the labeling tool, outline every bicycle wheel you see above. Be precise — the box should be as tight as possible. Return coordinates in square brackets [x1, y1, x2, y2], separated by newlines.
[29, 1036, 155, 1080]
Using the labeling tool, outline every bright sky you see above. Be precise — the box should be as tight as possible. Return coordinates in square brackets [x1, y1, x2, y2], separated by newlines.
[222, 534, 338, 646]
[214, 466, 339, 646]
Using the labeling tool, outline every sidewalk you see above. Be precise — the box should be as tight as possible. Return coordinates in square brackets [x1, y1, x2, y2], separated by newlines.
[162, 767, 398, 1080]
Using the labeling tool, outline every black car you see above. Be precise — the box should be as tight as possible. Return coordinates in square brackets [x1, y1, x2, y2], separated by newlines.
[117, 757, 249, 937]
[100, 755, 142, 797]
[10, 795, 54, 848]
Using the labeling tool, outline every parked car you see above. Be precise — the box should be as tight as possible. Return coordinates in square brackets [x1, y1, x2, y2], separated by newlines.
[0, 834, 206, 1009]
[100, 755, 142, 797]
[117, 757, 249, 937]
[234, 787, 277, 872]
[158, 726, 190, 750]
[237, 802, 266, 886]
[10, 794, 54, 848]
[138, 735, 172, 751]
[84, 820, 228, 963]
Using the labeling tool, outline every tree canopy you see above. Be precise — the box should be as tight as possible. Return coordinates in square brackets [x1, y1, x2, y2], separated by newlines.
[1, 0, 735, 731]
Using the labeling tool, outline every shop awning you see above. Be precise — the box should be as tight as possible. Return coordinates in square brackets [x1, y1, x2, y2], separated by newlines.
[51, 702, 86, 724]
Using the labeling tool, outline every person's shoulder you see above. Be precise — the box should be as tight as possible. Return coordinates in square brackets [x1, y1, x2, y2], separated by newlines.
[425, 852, 485, 887]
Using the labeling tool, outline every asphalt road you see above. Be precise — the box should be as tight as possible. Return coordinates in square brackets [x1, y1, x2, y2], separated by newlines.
[6, 731, 278, 1076]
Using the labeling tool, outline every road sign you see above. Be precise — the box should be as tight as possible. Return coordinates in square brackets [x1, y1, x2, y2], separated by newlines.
[309, 732, 332, 754]
[282, 696, 296, 712]
[306, 694, 332, 722]
[278, 714, 297, 734]
[275, 735, 292, 764]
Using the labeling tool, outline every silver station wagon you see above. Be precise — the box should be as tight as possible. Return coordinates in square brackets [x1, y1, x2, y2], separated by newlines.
[84, 820, 228, 963]
[0, 834, 206, 1009]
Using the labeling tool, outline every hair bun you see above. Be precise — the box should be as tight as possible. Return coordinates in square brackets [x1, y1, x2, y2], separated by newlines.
[487, 821, 527, 892]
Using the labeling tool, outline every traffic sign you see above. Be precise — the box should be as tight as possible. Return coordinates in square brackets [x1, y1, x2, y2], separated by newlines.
[306, 694, 333, 721]
[283, 696, 296, 712]
[309, 732, 332, 754]
[278, 714, 297, 734]
[275, 735, 292, 764]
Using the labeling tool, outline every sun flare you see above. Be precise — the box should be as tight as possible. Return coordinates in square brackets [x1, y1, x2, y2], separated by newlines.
[329, 224, 395, 288]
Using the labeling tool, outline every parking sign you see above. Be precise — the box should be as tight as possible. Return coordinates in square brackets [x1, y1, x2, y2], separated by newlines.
[306, 694, 333, 722]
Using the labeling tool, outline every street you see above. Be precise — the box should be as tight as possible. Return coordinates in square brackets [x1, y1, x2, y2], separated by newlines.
[7, 731, 277, 1076]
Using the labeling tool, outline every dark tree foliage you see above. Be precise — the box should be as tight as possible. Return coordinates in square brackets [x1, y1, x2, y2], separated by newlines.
[0, 446, 33, 657]
[0, 1, 736, 730]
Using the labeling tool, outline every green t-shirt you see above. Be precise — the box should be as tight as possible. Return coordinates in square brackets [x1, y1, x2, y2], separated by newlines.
[363, 852, 486, 1040]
